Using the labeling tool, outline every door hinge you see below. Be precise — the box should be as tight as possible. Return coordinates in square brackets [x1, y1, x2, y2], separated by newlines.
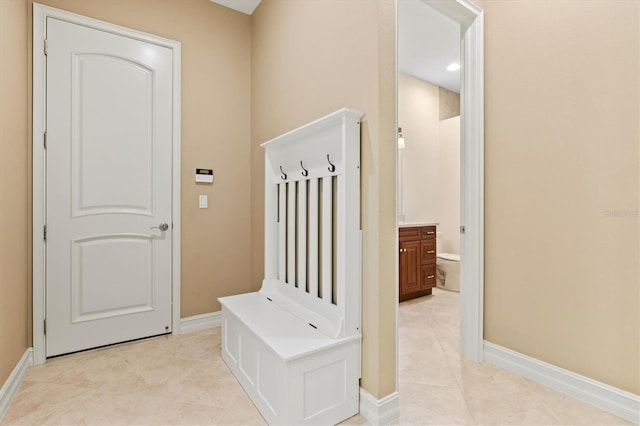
[44, 319, 47, 335]
[44, 224, 47, 241]
[44, 40, 48, 55]
[460, 225, 466, 234]
[44, 131, 47, 149]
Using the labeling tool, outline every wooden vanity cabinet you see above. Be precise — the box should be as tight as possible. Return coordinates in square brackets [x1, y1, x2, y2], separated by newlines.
[399, 226, 436, 302]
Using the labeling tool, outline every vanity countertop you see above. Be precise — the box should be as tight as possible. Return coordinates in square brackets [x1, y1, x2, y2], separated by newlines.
[398, 221, 439, 228]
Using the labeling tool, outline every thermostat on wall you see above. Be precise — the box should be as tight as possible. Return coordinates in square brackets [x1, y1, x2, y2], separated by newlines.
[195, 168, 214, 183]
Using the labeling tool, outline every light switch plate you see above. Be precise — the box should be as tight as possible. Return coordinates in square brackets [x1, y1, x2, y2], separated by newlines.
[199, 195, 208, 209]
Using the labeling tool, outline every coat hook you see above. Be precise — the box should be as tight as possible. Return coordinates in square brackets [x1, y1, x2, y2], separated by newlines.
[300, 161, 309, 177]
[327, 154, 336, 173]
[280, 166, 287, 180]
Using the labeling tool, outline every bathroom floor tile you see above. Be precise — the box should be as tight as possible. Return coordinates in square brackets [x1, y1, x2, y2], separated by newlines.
[464, 396, 562, 425]
[398, 325, 441, 353]
[398, 382, 476, 425]
[399, 349, 459, 388]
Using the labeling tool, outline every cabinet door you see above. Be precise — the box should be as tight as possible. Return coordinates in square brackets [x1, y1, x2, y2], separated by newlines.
[400, 240, 421, 295]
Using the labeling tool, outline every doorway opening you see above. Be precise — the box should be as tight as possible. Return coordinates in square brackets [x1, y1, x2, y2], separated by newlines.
[395, 0, 484, 392]
[398, 0, 462, 299]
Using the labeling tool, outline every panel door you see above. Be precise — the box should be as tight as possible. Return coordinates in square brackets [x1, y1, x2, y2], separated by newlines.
[45, 17, 173, 356]
[399, 240, 421, 296]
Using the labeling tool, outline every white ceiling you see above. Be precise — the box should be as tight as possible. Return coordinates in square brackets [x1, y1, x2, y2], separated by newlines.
[210, 0, 261, 15]
[398, 0, 461, 93]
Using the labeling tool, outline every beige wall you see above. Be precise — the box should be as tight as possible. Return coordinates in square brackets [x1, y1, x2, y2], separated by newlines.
[439, 86, 460, 121]
[483, 0, 639, 394]
[250, 0, 397, 398]
[398, 73, 439, 224]
[26, 0, 253, 318]
[0, 0, 29, 386]
[438, 116, 460, 255]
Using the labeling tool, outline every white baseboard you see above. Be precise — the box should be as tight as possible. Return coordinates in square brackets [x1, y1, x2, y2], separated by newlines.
[0, 348, 33, 423]
[483, 341, 640, 424]
[179, 311, 221, 334]
[359, 388, 399, 425]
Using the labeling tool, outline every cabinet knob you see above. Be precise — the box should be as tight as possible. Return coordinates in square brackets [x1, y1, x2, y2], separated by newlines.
[427, 275, 435, 279]
[427, 250, 435, 254]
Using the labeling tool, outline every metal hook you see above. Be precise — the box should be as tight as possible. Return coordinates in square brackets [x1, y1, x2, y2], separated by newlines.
[300, 161, 309, 177]
[280, 166, 287, 180]
[327, 154, 336, 173]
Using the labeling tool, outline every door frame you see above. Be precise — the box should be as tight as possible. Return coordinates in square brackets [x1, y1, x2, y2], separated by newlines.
[396, 0, 484, 368]
[427, 0, 484, 360]
[32, 3, 182, 365]
[454, 0, 485, 362]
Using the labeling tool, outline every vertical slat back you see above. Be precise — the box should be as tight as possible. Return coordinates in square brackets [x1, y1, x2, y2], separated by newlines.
[297, 181, 308, 292]
[287, 182, 296, 286]
[278, 183, 286, 281]
[307, 178, 319, 298]
[260, 109, 362, 339]
[321, 177, 333, 305]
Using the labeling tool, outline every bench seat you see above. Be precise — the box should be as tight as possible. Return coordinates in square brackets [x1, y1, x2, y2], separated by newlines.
[220, 292, 361, 425]
[219, 292, 358, 361]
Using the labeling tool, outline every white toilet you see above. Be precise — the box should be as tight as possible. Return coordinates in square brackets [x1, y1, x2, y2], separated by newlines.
[436, 233, 460, 292]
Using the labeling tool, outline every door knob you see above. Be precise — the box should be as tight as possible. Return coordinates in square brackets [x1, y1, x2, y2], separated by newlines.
[151, 222, 169, 231]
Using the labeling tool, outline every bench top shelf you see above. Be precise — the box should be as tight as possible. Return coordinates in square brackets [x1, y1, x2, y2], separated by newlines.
[219, 292, 359, 362]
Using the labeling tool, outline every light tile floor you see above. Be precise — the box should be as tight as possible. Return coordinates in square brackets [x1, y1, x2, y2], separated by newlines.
[396, 289, 631, 426]
[1, 289, 632, 425]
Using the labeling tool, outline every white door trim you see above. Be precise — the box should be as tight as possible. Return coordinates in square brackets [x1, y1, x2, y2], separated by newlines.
[457, 0, 485, 362]
[32, 3, 181, 365]
[409, 0, 485, 361]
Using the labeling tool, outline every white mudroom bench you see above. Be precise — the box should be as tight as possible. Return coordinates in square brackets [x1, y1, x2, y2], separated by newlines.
[219, 108, 363, 425]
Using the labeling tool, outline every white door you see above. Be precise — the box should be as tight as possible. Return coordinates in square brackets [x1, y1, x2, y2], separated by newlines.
[45, 17, 173, 357]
